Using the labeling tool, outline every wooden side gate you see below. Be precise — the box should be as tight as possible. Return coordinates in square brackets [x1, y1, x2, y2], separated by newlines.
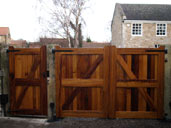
[9, 46, 47, 115]
[55, 46, 165, 119]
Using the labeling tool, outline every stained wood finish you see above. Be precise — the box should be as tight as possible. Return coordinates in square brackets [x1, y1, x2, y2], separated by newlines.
[9, 46, 47, 115]
[55, 46, 109, 118]
[115, 46, 165, 119]
[55, 46, 165, 119]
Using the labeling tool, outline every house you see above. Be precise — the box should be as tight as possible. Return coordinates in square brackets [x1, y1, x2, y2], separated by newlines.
[10, 40, 27, 47]
[111, 3, 171, 48]
[0, 27, 11, 44]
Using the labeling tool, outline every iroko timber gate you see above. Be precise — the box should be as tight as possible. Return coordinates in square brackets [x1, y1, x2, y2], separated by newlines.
[55, 46, 165, 119]
[8, 46, 47, 115]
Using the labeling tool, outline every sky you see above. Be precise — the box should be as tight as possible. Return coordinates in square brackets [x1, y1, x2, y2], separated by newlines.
[0, 0, 171, 42]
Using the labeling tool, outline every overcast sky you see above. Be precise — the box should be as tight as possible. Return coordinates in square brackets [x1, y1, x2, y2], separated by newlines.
[0, 0, 171, 42]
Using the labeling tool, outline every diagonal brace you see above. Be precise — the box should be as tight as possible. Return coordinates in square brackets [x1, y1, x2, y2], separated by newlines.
[62, 55, 103, 110]
[15, 56, 40, 109]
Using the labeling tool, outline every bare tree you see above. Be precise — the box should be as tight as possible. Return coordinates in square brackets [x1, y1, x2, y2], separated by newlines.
[38, 0, 88, 48]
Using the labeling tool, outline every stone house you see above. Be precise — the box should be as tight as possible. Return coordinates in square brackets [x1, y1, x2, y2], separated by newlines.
[0, 27, 11, 44]
[111, 3, 171, 48]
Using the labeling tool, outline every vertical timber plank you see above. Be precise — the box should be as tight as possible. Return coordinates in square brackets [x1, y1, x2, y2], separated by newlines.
[157, 47, 165, 119]
[138, 55, 147, 111]
[154, 55, 158, 111]
[9, 46, 16, 113]
[40, 46, 47, 115]
[104, 46, 110, 118]
[61, 55, 66, 111]
[116, 57, 125, 111]
[126, 55, 132, 111]
[91, 55, 97, 111]
[96, 55, 101, 111]
[72, 55, 77, 110]
[109, 46, 117, 118]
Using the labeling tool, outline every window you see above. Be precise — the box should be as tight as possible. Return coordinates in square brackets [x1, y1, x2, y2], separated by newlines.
[156, 24, 167, 36]
[132, 23, 142, 36]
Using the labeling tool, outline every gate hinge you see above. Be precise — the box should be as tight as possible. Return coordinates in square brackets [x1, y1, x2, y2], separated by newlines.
[165, 59, 168, 63]
[42, 71, 49, 78]
[6, 50, 20, 53]
[145, 49, 168, 54]
[0, 94, 8, 105]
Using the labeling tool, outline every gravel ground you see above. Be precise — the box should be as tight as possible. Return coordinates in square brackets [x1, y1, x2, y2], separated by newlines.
[0, 117, 171, 128]
[47, 118, 171, 128]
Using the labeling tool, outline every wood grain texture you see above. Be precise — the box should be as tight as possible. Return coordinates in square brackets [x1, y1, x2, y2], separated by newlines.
[126, 55, 132, 111]
[108, 46, 117, 118]
[54, 46, 164, 119]
[9, 46, 47, 116]
[9, 46, 16, 111]
[61, 55, 103, 110]
[55, 47, 107, 118]
[157, 49, 165, 119]
[115, 46, 164, 119]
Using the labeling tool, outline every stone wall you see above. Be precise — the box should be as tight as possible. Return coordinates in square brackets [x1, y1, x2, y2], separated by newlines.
[0, 44, 9, 116]
[164, 45, 171, 119]
[111, 4, 124, 48]
[47, 45, 56, 120]
[122, 23, 171, 48]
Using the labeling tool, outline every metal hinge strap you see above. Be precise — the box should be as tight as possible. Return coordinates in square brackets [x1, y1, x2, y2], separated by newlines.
[145, 49, 168, 54]
[52, 49, 73, 53]
[6, 50, 20, 53]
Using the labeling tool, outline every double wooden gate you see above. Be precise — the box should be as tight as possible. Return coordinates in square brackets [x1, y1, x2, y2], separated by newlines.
[55, 46, 165, 119]
[9, 46, 47, 115]
[8, 45, 165, 118]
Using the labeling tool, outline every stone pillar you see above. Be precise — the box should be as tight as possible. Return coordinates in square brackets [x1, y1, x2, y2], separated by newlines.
[164, 45, 171, 119]
[0, 44, 9, 116]
[47, 44, 56, 120]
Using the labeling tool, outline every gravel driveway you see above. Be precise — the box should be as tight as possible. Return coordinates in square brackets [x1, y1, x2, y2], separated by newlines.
[0, 117, 171, 128]
[47, 117, 171, 128]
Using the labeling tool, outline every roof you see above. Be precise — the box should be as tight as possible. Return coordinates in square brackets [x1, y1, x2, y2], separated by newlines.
[0, 27, 10, 35]
[119, 4, 171, 21]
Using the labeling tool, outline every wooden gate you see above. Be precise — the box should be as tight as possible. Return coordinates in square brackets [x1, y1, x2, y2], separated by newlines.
[55, 46, 110, 118]
[109, 46, 165, 119]
[55, 46, 165, 119]
[9, 46, 47, 115]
